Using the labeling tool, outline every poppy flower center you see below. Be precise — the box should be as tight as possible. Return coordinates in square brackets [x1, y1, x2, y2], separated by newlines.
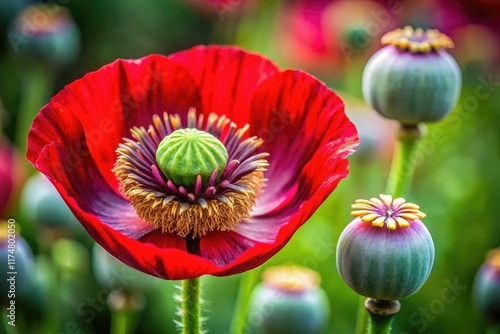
[112, 108, 269, 238]
[156, 128, 228, 188]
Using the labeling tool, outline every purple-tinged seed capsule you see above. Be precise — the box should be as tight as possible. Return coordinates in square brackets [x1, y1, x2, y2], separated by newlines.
[337, 194, 435, 300]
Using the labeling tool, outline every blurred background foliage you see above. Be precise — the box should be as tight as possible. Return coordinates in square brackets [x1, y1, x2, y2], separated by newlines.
[0, 0, 499, 333]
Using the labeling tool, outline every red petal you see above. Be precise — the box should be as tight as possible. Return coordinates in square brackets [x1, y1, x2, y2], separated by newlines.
[32, 55, 202, 191]
[210, 70, 359, 276]
[169, 45, 279, 127]
[27, 107, 155, 239]
[248, 70, 359, 214]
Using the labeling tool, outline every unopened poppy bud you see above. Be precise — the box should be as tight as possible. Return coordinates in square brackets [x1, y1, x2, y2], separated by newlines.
[337, 194, 435, 300]
[362, 26, 461, 125]
[156, 127, 228, 188]
[248, 264, 330, 334]
[473, 248, 500, 323]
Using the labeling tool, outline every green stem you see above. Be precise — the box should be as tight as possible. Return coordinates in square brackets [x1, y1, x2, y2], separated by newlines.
[385, 124, 424, 198]
[110, 309, 131, 334]
[182, 278, 201, 334]
[107, 290, 144, 334]
[15, 64, 54, 153]
[354, 295, 368, 334]
[229, 268, 260, 334]
[365, 299, 400, 334]
[45, 260, 61, 333]
[367, 313, 395, 334]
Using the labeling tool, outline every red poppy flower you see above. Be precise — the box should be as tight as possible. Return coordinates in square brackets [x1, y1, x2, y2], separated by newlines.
[27, 45, 358, 280]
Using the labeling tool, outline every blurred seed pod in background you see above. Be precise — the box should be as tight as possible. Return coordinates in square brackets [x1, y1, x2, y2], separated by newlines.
[20, 173, 82, 239]
[473, 248, 500, 324]
[9, 4, 80, 67]
[0, 221, 35, 302]
[248, 264, 330, 334]
[92, 243, 158, 293]
[323, 0, 388, 62]
[337, 195, 435, 300]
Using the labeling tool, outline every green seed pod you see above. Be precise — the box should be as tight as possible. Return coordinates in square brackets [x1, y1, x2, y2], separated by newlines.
[362, 26, 461, 125]
[92, 243, 157, 292]
[248, 265, 330, 334]
[473, 248, 500, 323]
[156, 128, 228, 188]
[0, 223, 35, 302]
[20, 173, 80, 233]
[337, 194, 434, 300]
[11, 5, 80, 67]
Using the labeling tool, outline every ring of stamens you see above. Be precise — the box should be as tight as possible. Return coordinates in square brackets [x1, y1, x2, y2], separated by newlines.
[351, 194, 426, 230]
[113, 108, 269, 238]
[381, 26, 454, 53]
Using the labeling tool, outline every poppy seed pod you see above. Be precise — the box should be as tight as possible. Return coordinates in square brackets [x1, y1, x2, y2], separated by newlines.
[248, 265, 330, 334]
[156, 128, 229, 188]
[92, 243, 157, 292]
[20, 173, 80, 232]
[0, 222, 35, 302]
[11, 5, 80, 66]
[473, 248, 500, 323]
[337, 194, 434, 300]
[362, 26, 461, 125]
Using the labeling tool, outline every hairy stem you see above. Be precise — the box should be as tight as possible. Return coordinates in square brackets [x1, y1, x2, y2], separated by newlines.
[182, 278, 201, 334]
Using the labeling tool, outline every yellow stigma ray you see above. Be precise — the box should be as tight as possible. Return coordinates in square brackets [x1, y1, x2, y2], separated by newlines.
[350, 194, 426, 230]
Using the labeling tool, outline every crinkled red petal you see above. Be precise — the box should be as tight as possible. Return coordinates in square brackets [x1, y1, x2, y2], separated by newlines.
[169, 45, 279, 127]
[211, 70, 359, 275]
[32, 55, 203, 192]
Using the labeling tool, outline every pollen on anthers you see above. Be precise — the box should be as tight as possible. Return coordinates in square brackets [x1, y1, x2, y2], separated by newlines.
[351, 194, 426, 230]
[112, 108, 269, 238]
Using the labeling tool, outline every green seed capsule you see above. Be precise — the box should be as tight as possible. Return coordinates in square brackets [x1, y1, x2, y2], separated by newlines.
[337, 195, 435, 300]
[156, 128, 228, 188]
[249, 265, 330, 334]
[362, 26, 461, 125]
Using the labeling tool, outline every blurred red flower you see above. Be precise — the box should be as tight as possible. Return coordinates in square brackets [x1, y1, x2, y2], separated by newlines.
[27, 46, 358, 280]
[0, 139, 26, 218]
